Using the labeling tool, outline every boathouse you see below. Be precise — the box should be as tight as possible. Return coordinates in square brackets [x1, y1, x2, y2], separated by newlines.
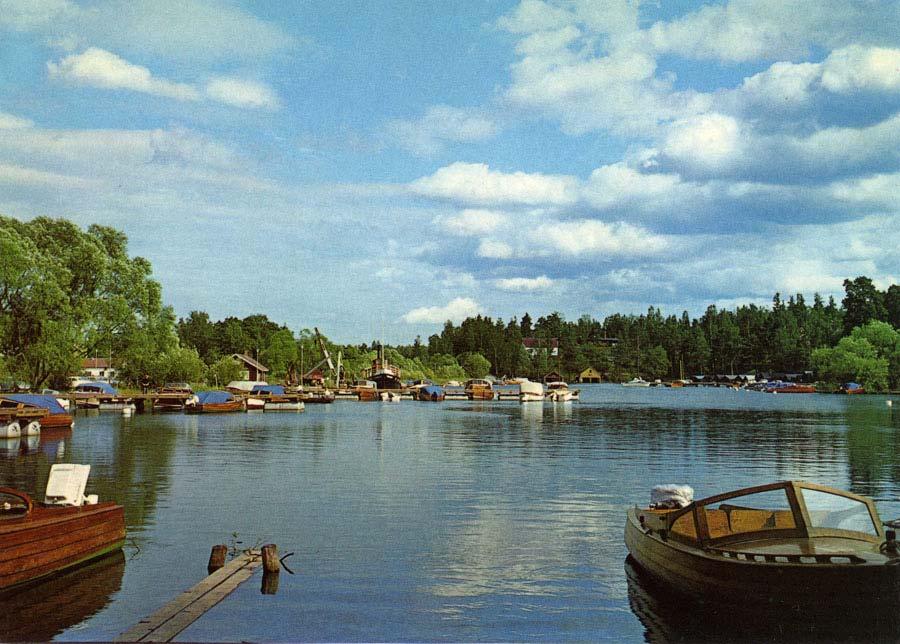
[231, 354, 269, 381]
[543, 371, 563, 384]
[578, 367, 602, 383]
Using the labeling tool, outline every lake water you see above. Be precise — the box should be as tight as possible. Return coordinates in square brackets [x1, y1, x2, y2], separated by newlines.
[2, 384, 900, 642]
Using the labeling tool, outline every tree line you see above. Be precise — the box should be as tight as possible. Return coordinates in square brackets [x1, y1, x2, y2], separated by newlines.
[1, 217, 898, 391]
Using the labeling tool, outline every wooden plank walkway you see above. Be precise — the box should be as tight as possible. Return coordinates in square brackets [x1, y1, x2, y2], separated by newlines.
[115, 550, 262, 642]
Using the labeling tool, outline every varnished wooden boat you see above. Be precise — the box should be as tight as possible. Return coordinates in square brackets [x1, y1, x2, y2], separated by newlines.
[184, 390, 244, 413]
[625, 481, 900, 609]
[0, 465, 125, 590]
[464, 379, 494, 401]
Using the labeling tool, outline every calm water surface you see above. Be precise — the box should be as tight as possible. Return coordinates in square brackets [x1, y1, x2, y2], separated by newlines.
[2, 385, 900, 641]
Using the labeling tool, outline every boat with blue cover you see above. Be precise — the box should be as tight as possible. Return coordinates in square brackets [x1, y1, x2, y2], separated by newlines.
[246, 385, 305, 411]
[0, 394, 74, 429]
[73, 382, 134, 410]
[417, 385, 445, 402]
[184, 390, 244, 413]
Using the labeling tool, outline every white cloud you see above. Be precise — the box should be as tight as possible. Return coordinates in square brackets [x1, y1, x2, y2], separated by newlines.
[47, 48, 200, 101]
[402, 297, 481, 324]
[821, 45, 900, 93]
[47, 48, 281, 110]
[204, 77, 280, 110]
[531, 219, 668, 257]
[582, 163, 684, 210]
[494, 275, 554, 291]
[0, 112, 33, 129]
[387, 105, 499, 156]
[477, 239, 514, 259]
[411, 162, 578, 207]
[662, 113, 743, 171]
[441, 209, 508, 236]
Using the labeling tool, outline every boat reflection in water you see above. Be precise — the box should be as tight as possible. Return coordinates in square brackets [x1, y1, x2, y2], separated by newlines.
[0, 551, 125, 642]
[625, 556, 899, 642]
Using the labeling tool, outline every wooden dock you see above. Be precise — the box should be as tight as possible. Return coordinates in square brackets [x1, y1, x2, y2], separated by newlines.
[115, 550, 262, 642]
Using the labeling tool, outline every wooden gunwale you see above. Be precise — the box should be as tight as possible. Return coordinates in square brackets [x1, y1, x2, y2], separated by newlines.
[0, 503, 122, 550]
[1, 527, 125, 585]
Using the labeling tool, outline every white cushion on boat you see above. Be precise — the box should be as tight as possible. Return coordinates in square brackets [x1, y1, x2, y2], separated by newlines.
[650, 484, 694, 509]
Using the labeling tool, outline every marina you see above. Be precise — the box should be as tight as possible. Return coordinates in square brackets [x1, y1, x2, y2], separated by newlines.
[2, 384, 899, 641]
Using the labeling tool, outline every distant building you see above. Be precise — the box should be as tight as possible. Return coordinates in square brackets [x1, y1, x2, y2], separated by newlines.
[81, 358, 117, 382]
[523, 337, 558, 357]
[302, 369, 325, 387]
[543, 371, 562, 384]
[231, 353, 270, 381]
[578, 367, 602, 383]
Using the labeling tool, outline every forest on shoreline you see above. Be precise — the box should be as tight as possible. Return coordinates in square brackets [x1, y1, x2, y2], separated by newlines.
[2, 216, 900, 392]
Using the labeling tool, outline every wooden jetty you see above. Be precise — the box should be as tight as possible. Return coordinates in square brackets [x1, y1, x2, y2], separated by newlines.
[115, 549, 263, 642]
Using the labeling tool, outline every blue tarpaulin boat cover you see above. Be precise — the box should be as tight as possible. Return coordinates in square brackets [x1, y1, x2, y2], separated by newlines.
[421, 385, 444, 397]
[251, 385, 285, 395]
[2, 394, 67, 415]
[197, 391, 234, 404]
[75, 381, 118, 395]
[843, 382, 863, 390]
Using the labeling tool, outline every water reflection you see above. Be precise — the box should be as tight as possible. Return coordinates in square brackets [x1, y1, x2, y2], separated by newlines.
[0, 551, 125, 642]
[624, 556, 899, 642]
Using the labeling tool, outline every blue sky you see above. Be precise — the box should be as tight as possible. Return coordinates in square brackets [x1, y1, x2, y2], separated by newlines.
[1, 0, 899, 343]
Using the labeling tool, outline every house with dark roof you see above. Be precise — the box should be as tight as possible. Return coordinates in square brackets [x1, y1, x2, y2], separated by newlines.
[81, 358, 117, 382]
[231, 354, 270, 381]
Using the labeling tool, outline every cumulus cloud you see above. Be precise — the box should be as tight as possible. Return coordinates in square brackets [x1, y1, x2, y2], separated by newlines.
[204, 77, 280, 110]
[821, 45, 900, 93]
[477, 239, 514, 259]
[0, 112, 33, 129]
[494, 275, 554, 291]
[402, 297, 481, 324]
[531, 219, 668, 257]
[387, 105, 499, 156]
[441, 209, 508, 236]
[47, 47, 200, 101]
[47, 48, 280, 110]
[411, 162, 578, 207]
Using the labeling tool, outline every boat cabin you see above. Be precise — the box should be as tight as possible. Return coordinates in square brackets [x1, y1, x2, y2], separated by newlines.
[641, 481, 884, 550]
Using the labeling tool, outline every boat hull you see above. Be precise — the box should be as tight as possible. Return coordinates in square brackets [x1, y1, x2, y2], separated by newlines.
[625, 508, 900, 609]
[466, 389, 494, 401]
[185, 401, 244, 413]
[0, 501, 125, 590]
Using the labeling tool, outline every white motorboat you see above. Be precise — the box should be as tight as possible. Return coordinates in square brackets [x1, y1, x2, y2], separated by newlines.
[546, 381, 579, 402]
[519, 380, 545, 403]
[622, 378, 651, 387]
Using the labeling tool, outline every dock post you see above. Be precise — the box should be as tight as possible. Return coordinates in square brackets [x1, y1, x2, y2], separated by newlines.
[261, 544, 279, 573]
[208, 544, 227, 573]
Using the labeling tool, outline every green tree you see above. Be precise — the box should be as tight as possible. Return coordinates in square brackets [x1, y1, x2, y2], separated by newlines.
[458, 352, 491, 378]
[207, 355, 243, 388]
[842, 276, 887, 335]
[811, 336, 889, 392]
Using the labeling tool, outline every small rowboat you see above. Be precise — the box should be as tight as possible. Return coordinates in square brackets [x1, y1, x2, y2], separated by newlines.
[1, 464, 125, 590]
[625, 481, 900, 610]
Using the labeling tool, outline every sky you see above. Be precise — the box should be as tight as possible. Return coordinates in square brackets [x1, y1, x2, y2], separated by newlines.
[1, 0, 899, 344]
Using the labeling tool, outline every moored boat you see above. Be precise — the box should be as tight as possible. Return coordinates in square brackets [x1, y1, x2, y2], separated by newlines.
[545, 381, 578, 402]
[417, 385, 445, 401]
[184, 390, 244, 413]
[0, 463, 125, 590]
[246, 385, 305, 411]
[464, 379, 494, 401]
[518, 379, 544, 403]
[0, 394, 74, 429]
[622, 378, 651, 387]
[73, 382, 134, 411]
[625, 480, 900, 610]
[366, 344, 403, 390]
[764, 381, 816, 394]
[839, 382, 866, 394]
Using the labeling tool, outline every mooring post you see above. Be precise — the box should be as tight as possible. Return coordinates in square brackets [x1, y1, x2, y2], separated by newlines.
[208, 544, 227, 573]
[261, 543, 279, 573]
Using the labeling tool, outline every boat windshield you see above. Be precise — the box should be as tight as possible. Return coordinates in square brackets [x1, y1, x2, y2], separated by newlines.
[700, 488, 797, 540]
[801, 488, 878, 536]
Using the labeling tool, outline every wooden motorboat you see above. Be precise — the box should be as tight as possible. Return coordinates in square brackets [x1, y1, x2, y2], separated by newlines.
[417, 385, 445, 402]
[545, 381, 579, 402]
[184, 390, 244, 413]
[763, 381, 816, 394]
[0, 394, 75, 429]
[464, 379, 494, 401]
[518, 380, 544, 403]
[625, 481, 900, 609]
[0, 464, 125, 590]
[839, 382, 866, 394]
